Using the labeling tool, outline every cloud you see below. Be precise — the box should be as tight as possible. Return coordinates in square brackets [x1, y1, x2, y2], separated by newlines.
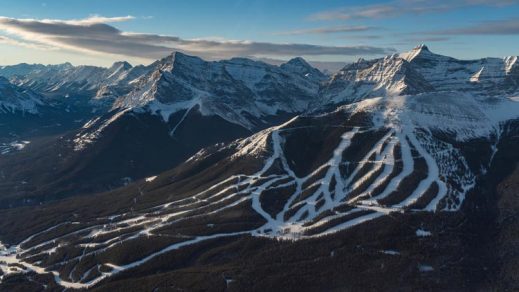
[346, 35, 384, 40]
[464, 0, 518, 6]
[401, 36, 451, 42]
[0, 16, 394, 61]
[274, 25, 376, 36]
[426, 18, 519, 35]
[310, 0, 518, 21]
[61, 15, 135, 25]
[0, 34, 55, 50]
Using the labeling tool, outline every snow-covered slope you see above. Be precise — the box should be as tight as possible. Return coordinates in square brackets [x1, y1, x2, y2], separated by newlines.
[113, 52, 324, 129]
[401, 44, 519, 93]
[0, 63, 57, 77]
[320, 55, 433, 106]
[319, 45, 518, 107]
[279, 57, 327, 82]
[0, 61, 154, 109]
[0, 77, 42, 114]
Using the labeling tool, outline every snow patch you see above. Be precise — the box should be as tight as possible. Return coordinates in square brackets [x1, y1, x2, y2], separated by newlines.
[416, 229, 432, 237]
[380, 250, 400, 255]
[418, 264, 434, 272]
[0, 140, 30, 155]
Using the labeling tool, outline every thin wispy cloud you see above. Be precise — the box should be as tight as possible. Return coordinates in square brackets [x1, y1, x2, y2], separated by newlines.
[0, 16, 394, 61]
[274, 25, 376, 36]
[353, 35, 383, 39]
[60, 15, 135, 25]
[310, 0, 518, 21]
[0, 34, 55, 50]
[426, 18, 519, 35]
[401, 36, 451, 42]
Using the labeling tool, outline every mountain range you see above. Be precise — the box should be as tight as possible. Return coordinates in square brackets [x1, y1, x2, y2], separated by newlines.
[0, 45, 518, 291]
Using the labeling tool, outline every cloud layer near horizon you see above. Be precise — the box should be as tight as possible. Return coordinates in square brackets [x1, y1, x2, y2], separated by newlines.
[0, 16, 394, 61]
[274, 25, 377, 36]
[310, 0, 517, 21]
[426, 18, 519, 35]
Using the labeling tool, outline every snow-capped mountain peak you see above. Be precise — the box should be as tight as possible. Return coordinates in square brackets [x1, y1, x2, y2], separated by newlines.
[399, 44, 436, 62]
[285, 56, 309, 67]
[358, 55, 433, 94]
[0, 61, 151, 108]
[280, 57, 327, 81]
[155, 51, 205, 72]
[397, 45, 519, 93]
[112, 51, 324, 130]
[319, 53, 434, 106]
[110, 61, 132, 71]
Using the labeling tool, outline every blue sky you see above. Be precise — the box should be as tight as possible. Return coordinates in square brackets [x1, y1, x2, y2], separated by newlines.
[0, 0, 518, 67]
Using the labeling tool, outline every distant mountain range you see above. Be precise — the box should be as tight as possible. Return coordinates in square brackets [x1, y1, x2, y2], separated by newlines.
[0, 45, 518, 291]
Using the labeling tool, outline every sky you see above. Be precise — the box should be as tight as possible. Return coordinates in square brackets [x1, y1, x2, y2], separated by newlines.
[0, 0, 518, 68]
